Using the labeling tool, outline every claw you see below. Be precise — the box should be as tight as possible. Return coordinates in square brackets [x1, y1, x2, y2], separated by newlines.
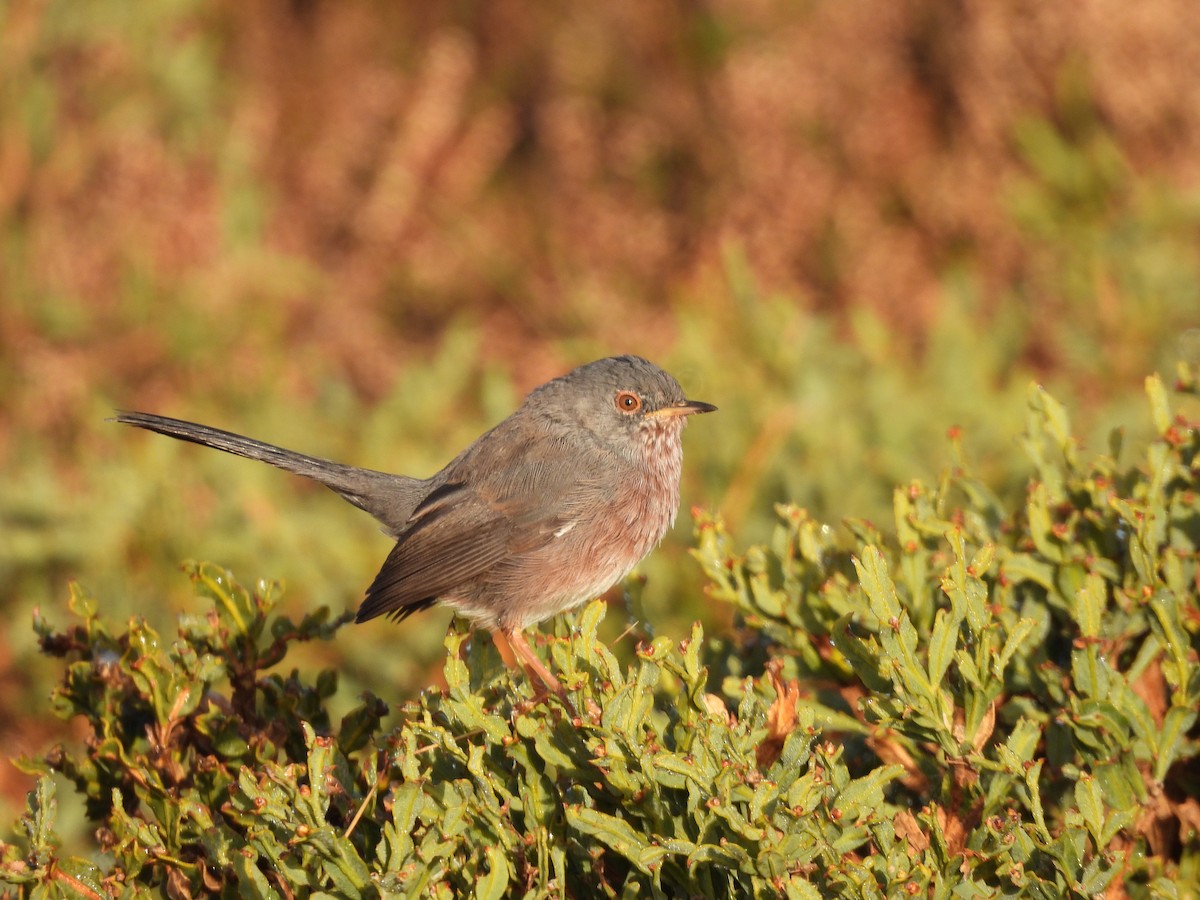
[500, 627, 578, 717]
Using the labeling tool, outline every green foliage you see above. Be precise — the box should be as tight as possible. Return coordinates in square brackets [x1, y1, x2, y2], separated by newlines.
[697, 367, 1200, 895]
[4, 368, 1199, 897]
[2, 566, 900, 897]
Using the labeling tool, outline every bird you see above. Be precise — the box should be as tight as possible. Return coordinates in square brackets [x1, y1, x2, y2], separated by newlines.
[114, 355, 716, 700]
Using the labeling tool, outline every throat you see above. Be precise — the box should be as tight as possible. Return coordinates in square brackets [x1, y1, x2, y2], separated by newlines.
[635, 420, 684, 529]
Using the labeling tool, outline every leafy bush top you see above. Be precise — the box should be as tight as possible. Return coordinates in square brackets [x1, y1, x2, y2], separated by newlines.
[3, 368, 1198, 897]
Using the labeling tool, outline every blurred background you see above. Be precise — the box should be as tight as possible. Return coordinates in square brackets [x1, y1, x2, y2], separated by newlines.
[2, 0, 1200, 832]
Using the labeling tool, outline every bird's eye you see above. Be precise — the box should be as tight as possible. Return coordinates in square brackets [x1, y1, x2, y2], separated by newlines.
[615, 391, 642, 413]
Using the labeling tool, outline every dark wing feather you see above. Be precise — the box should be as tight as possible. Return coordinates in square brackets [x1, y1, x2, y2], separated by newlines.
[383, 597, 437, 623]
[354, 417, 612, 623]
[355, 480, 569, 621]
[356, 492, 515, 621]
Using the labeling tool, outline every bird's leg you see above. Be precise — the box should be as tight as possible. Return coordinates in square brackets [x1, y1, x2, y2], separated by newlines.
[499, 626, 570, 708]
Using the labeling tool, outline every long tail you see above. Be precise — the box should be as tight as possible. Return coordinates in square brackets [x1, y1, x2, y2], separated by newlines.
[113, 411, 424, 536]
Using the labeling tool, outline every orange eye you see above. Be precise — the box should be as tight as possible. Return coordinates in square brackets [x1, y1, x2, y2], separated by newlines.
[615, 391, 642, 413]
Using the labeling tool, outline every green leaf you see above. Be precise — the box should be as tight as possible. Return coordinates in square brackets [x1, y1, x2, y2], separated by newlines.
[830, 614, 890, 693]
[783, 877, 825, 900]
[1148, 591, 1192, 699]
[1071, 647, 1111, 701]
[1026, 483, 1065, 563]
[231, 845, 279, 899]
[943, 529, 990, 635]
[855, 546, 903, 624]
[969, 542, 995, 575]
[998, 552, 1057, 591]
[1145, 373, 1172, 434]
[23, 776, 59, 865]
[926, 609, 958, 688]
[955, 648, 982, 689]
[1077, 851, 1120, 895]
[1155, 706, 1198, 781]
[1035, 385, 1073, 453]
[303, 828, 371, 897]
[831, 765, 904, 821]
[1004, 718, 1042, 765]
[566, 806, 660, 875]
[192, 562, 260, 639]
[1110, 497, 1157, 587]
[1075, 775, 1104, 847]
[994, 617, 1037, 678]
[1071, 573, 1105, 639]
[1025, 760, 1051, 842]
[66, 581, 99, 620]
[475, 846, 511, 900]
[1101, 809, 1136, 848]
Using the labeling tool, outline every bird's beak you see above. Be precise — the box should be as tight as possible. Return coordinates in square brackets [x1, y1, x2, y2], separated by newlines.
[647, 399, 718, 419]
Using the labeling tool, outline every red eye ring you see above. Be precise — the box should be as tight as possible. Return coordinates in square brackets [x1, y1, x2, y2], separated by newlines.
[615, 391, 642, 413]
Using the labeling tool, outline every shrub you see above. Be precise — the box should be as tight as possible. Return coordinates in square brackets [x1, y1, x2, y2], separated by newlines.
[2, 368, 1198, 897]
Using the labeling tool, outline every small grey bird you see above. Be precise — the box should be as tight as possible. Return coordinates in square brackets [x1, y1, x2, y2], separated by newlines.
[115, 355, 715, 698]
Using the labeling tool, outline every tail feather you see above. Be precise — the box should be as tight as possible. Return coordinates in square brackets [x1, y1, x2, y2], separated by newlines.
[113, 411, 425, 536]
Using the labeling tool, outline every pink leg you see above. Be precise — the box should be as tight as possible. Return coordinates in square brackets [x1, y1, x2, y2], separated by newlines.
[499, 627, 569, 706]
